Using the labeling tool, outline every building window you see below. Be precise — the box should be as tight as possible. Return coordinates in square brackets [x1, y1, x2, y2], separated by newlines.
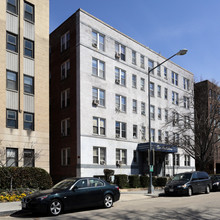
[165, 154, 169, 165]
[61, 89, 70, 108]
[158, 130, 162, 142]
[172, 72, 178, 86]
[61, 148, 70, 166]
[150, 82, 154, 97]
[174, 154, 180, 166]
[165, 131, 169, 143]
[132, 50, 136, 65]
[115, 95, 126, 112]
[6, 32, 18, 52]
[148, 59, 154, 74]
[150, 105, 155, 119]
[173, 133, 179, 144]
[183, 78, 190, 90]
[93, 117, 106, 135]
[172, 91, 179, 105]
[6, 109, 18, 128]
[140, 78, 145, 91]
[141, 126, 146, 140]
[172, 112, 179, 126]
[6, 148, 18, 167]
[24, 1, 34, 22]
[132, 99, 137, 113]
[164, 67, 167, 79]
[115, 42, 125, 61]
[164, 88, 168, 100]
[132, 74, 137, 88]
[93, 147, 106, 165]
[24, 149, 34, 167]
[165, 109, 168, 122]
[133, 125, 137, 138]
[116, 149, 127, 165]
[141, 102, 146, 115]
[7, 0, 18, 14]
[157, 85, 161, 97]
[24, 75, 34, 94]
[158, 108, 162, 120]
[61, 118, 70, 136]
[92, 87, 105, 107]
[61, 60, 70, 80]
[24, 112, 34, 130]
[133, 150, 137, 163]
[7, 70, 18, 91]
[92, 58, 105, 79]
[115, 121, 126, 138]
[24, 39, 34, 58]
[184, 116, 190, 128]
[151, 129, 155, 142]
[184, 96, 190, 109]
[140, 55, 145, 68]
[92, 31, 105, 51]
[184, 155, 190, 166]
[157, 63, 161, 76]
[61, 31, 70, 52]
[115, 67, 126, 86]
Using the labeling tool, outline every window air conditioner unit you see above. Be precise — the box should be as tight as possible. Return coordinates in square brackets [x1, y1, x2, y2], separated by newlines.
[116, 160, 122, 167]
[115, 107, 120, 112]
[92, 43, 97, 48]
[93, 99, 99, 106]
[115, 79, 120, 84]
[100, 160, 105, 165]
[115, 134, 120, 138]
[115, 52, 121, 58]
[141, 111, 145, 115]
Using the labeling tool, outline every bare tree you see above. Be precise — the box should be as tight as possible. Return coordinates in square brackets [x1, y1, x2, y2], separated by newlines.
[163, 80, 220, 173]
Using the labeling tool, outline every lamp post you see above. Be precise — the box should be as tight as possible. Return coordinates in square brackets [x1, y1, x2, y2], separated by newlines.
[147, 49, 188, 194]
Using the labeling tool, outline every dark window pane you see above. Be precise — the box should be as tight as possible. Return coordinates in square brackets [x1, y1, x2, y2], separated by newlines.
[7, 33, 17, 52]
[24, 2, 34, 22]
[24, 76, 34, 94]
[7, 0, 17, 14]
[7, 71, 17, 90]
[24, 113, 34, 130]
[24, 39, 34, 58]
[6, 110, 17, 128]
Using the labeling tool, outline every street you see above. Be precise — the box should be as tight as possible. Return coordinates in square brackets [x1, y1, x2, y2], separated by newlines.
[1, 191, 220, 220]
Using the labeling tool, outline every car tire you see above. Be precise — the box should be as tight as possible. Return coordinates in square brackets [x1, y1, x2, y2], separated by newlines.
[104, 194, 113, 208]
[205, 185, 210, 194]
[48, 199, 62, 216]
[187, 187, 192, 196]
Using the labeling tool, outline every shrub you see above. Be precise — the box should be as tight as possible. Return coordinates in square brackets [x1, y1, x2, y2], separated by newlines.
[156, 177, 167, 187]
[0, 167, 53, 190]
[140, 176, 149, 187]
[103, 169, 115, 183]
[114, 174, 128, 188]
[128, 175, 140, 188]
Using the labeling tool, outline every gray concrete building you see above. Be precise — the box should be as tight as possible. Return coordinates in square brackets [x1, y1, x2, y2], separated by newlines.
[50, 9, 195, 181]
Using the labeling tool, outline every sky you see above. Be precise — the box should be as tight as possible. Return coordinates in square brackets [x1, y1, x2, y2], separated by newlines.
[50, 0, 220, 83]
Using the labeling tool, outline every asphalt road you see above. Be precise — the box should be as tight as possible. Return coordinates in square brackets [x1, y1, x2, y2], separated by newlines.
[2, 191, 220, 220]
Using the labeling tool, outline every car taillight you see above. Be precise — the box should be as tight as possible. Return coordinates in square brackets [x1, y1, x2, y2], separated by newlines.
[115, 186, 119, 190]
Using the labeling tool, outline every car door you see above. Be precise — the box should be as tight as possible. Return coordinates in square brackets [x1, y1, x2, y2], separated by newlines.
[64, 179, 89, 210]
[190, 172, 200, 193]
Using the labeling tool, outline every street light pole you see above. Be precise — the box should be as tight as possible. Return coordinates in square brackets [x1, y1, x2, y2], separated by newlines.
[147, 49, 188, 194]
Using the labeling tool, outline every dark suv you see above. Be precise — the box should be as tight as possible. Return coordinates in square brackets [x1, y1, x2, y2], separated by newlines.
[164, 171, 212, 196]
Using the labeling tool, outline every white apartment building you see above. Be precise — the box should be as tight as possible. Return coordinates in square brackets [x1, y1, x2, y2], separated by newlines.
[50, 9, 195, 181]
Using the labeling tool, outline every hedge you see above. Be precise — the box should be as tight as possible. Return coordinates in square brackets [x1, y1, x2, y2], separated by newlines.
[114, 174, 128, 188]
[0, 167, 53, 190]
[128, 175, 140, 188]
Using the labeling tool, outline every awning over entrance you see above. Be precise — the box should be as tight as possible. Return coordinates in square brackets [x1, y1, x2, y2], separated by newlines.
[137, 142, 177, 153]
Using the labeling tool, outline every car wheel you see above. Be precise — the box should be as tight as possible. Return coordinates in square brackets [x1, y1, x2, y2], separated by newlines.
[205, 185, 210, 194]
[48, 199, 62, 216]
[187, 187, 192, 196]
[104, 194, 113, 208]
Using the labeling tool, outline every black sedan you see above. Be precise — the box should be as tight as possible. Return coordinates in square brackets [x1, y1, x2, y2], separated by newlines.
[21, 177, 120, 216]
[211, 175, 220, 191]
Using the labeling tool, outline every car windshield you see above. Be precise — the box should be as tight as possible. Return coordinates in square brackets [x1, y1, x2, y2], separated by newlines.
[172, 173, 192, 181]
[53, 179, 77, 190]
[213, 176, 220, 181]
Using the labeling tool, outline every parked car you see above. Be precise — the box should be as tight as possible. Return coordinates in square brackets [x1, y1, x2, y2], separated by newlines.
[164, 171, 212, 196]
[211, 175, 220, 191]
[22, 177, 120, 216]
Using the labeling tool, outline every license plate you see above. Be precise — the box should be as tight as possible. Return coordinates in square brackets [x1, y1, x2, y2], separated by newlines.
[169, 188, 174, 192]
[22, 202, 26, 208]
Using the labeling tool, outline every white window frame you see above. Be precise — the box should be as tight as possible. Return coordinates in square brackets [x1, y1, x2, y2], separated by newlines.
[164, 67, 167, 79]
[172, 91, 179, 105]
[183, 77, 190, 90]
[141, 102, 146, 115]
[61, 148, 70, 166]
[61, 118, 70, 136]
[140, 78, 145, 91]
[157, 85, 161, 97]
[115, 42, 126, 61]
[172, 72, 178, 86]
[140, 55, 145, 69]
[61, 60, 70, 80]
[184, 96, 190, 109]
[92, 30, 105, 51]
[157, 63, 161, 76]
[116, 149, 127, 165]
[158, 130, 162, 142]
[132, 74, 137, 88]
[174, 154, 180, 166]
[150, 82, 154, 97]
[150, 105, 155, 119]
[184, 155, 190, 166]
[164, 88, 168, 100]
[115, 95, 126, 112]
[115, 121, 126, 138]
[92, 87, 105, 107]
[141, 126, 146, 140]
[93, 147, 106, 165]
[133, 125, 138, 138]
[61, 31, 70, 52]
[93, 117, 106, 136]
[132, 50, 136, 65]
[115, 67, 126, 86]
[61, 89, 70, 108]
[158, 107, 162, 120]
[92, 58, 105, 79]
[151, 129, 155, 142]
[132, 99, 137, 113]
[148, 59, 154, 74]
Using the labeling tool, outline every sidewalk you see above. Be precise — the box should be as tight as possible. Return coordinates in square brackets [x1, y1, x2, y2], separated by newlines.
[0, 189, 164, 216]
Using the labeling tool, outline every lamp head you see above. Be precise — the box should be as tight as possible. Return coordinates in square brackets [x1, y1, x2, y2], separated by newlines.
[177, 49, 188, 56]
